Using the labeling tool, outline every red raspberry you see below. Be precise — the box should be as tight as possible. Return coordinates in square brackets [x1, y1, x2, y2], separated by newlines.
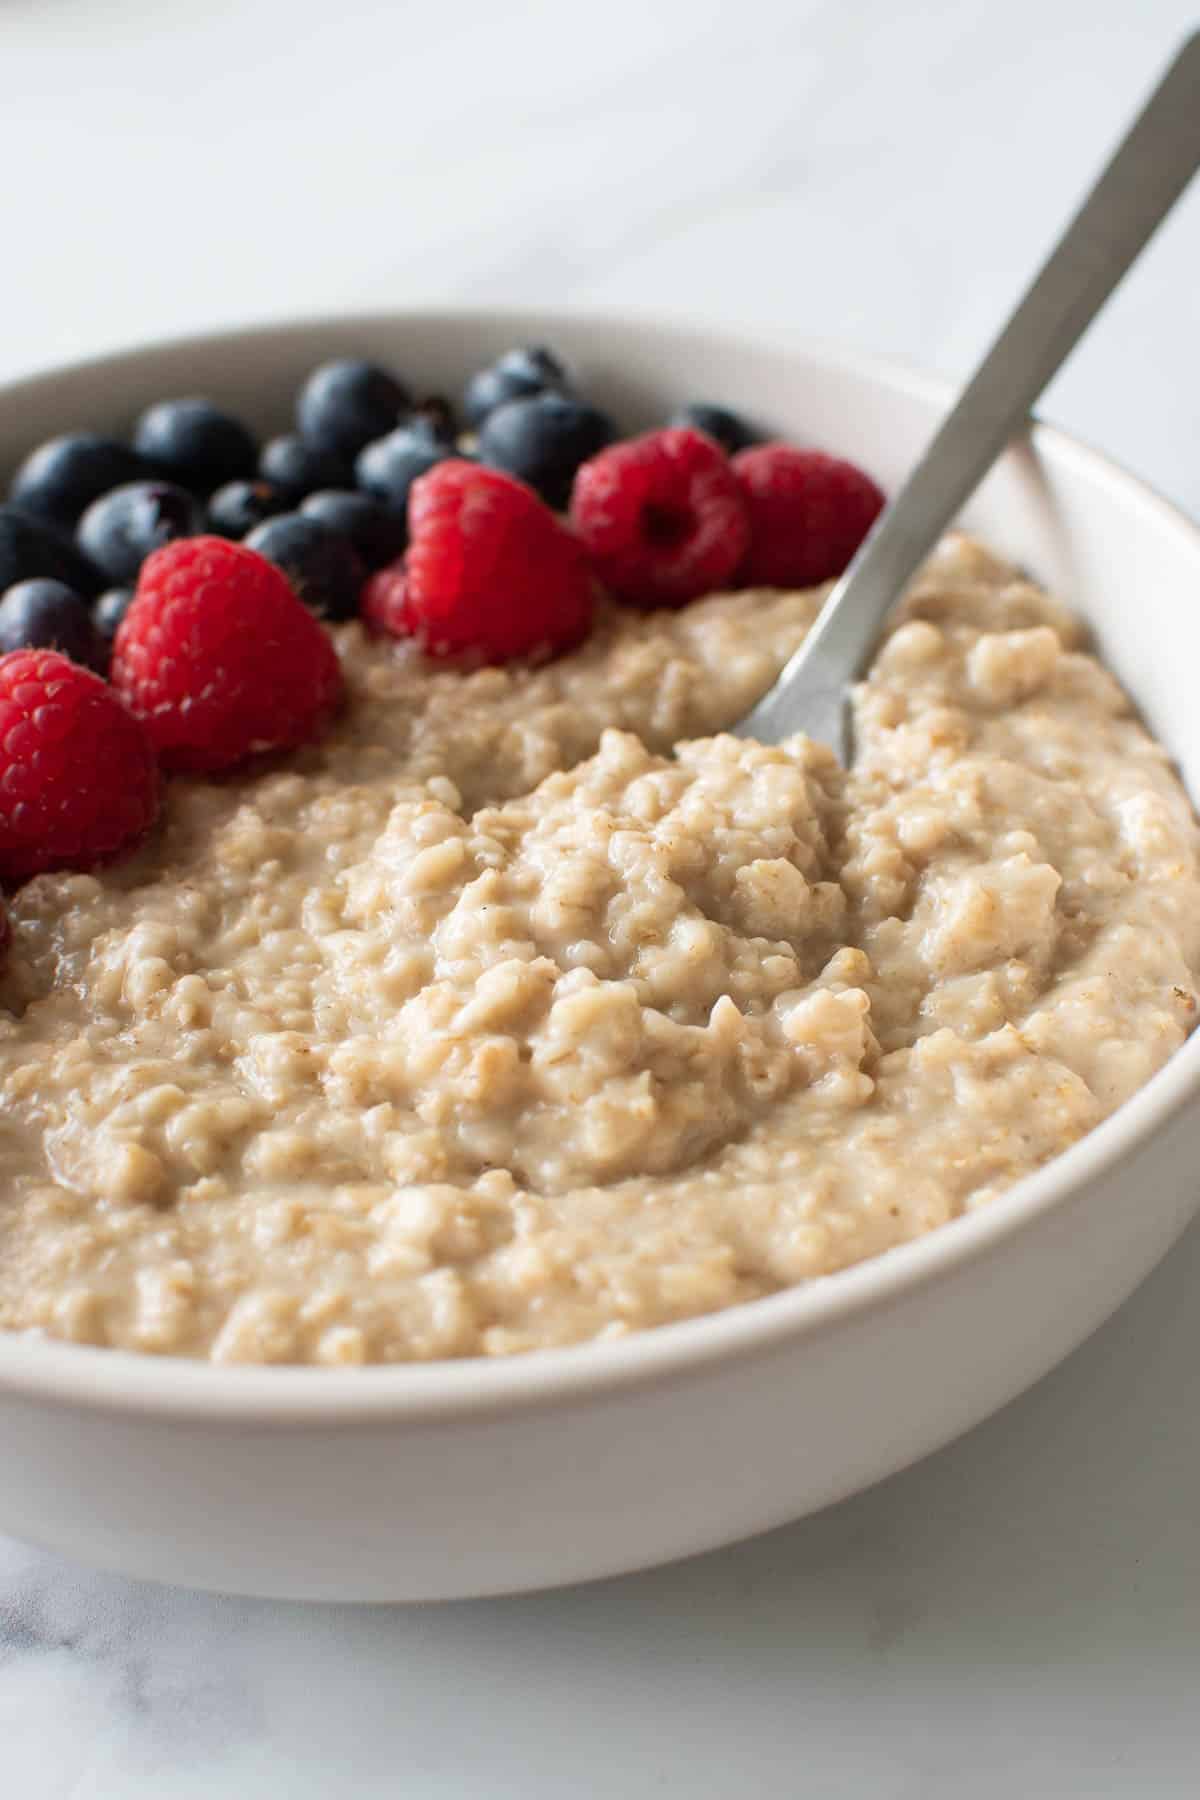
[0, 649, 159, 886]
[361, 560, 412, 637]
[406, 460, 592, 661]
[111, 537, 343, 773]
[732, 445, 884, 587]
[568, 426, 749, 609]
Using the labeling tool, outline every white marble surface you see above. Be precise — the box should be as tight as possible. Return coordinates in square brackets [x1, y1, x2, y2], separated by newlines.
[2, 0, 1200, 1790]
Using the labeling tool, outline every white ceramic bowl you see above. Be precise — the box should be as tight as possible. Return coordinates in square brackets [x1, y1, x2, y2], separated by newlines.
[1, 309, 1198, 1603]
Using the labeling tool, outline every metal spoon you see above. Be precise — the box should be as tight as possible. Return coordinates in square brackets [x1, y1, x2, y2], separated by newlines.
[734, 30, 1200, 760]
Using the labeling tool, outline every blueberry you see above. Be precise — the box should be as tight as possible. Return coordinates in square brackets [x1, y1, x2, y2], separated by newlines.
[77, 481, 205, 586]
[258, 434, 351, 502]
[478, 391, 615, 509]
[133, 397, 257, 493]
[354, 424, 454, 511]
[463, 345, 570, 428]
[297, 359, 410, 460]
[208, 479, 289, 540]
[92, 586, 135, 644]
[244, 513, 365, 621]
[409, 395, 458, 443]
[299, 490, 407, 569]
[9, 433, 147, 531]
[667, 403, 762, 455]
[0, 504, 104, 599]
[405, 412, 458, 449]
[0, 578, 102, 670]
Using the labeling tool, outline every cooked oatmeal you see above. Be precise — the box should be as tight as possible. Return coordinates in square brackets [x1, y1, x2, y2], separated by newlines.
[1, 533, 1197, 1363]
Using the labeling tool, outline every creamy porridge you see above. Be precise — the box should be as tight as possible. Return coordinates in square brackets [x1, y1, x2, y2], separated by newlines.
[1, 533, 1197, 1364]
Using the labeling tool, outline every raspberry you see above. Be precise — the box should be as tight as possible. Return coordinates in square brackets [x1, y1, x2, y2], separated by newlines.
[406, 460, 592, 661]
[568, 426, 750, 609]
[0, 649, 159, 886]
[361, 560, 412, 637]
[110, 537, 343, 774]
[732, 445, 884, 587]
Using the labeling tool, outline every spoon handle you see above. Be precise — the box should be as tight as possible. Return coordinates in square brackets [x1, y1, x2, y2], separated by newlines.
[737, 30, 1200, 754]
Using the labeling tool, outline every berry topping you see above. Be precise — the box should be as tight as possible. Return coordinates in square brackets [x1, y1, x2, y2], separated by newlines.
[111, 537, 343, 774]
[243, 514, 365, 622]
[668, 402, 761, 456]
[300, 490, 408, 569]
[0, 578, 102, 671]
[406, 461, 592, 661]
[360, 561, 412, 637]
[297, 359, 410, 460]
[732, 445, 885, 587]
[0, 504, 104, 600]
[568, 426, 750, 609]
[208, 478, 288, 540]
[0, 649, 158, 885]
[479, 391, 615, 511]
[9, 432, 146, 531]
[92, 586, 135, 644]
[402, 412, 457, 449]
[258, 434, 351, 502]
[463, 345, 569, 428]
[409, 394, 458, 442]
[77, 480, 205, 587]
[354, 422, 454, 512]
[132, 398, 257, 494]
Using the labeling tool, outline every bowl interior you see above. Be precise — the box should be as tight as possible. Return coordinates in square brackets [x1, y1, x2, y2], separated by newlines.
[1, 307, 1199, 1413]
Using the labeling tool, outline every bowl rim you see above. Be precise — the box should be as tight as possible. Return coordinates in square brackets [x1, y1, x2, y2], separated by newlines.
[2, 303, 1199, 1424]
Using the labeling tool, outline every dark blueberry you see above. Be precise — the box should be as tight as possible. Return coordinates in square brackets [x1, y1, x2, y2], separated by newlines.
[296, 359, 410, 460]
[132, 397, 258, 493]
[92, 586, 135, 644]
[77, 481, 205, 586]
[0, 578, 102, 670]
[478, 391, 615, 509]
[0, 504, 104, 599]
[208, 479, 289, 539]
[354, 424, 454, 511]
[463, 345, 570, 429]
[258, 434, 351, 502]
[667, 403, 762, 455]
[9, 432, 147, 531]
[405, 412, 457, 449]
[299, 490, 408, 569]
[409, 394, 458, 443]
[243, 514, 365, 621]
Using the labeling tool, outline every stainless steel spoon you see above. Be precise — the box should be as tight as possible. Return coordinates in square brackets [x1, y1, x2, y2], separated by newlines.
[735, 30, 1200, 760]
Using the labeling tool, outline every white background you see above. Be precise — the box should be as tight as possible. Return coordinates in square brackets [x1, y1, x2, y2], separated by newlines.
[2, 0, 1199, 1792]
